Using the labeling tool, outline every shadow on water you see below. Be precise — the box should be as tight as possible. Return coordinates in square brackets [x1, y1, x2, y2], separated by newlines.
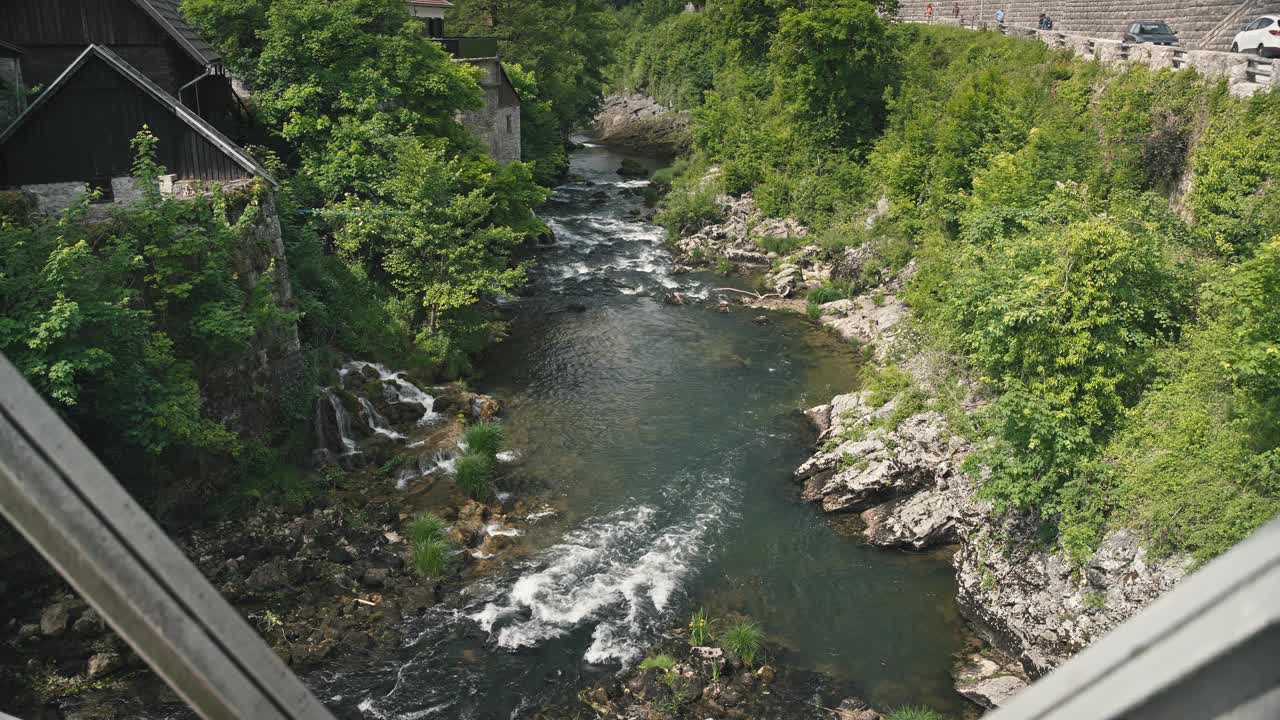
[309, 143, 969, 718]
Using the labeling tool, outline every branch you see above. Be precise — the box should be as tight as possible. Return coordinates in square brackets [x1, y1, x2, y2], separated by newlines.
[713, 287, 787, 301]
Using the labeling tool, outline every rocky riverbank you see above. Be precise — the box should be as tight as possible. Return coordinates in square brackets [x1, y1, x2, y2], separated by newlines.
[0, 362, 545, 718]
[669, 187, 1193, 710]
[571, 633, 891, 720]
[592, 94, 692, 154]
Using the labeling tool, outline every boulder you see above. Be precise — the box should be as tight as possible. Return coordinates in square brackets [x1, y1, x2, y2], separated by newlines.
[40, 603, 70, 637]
[361, 568, 390, 588]
[86, 652, 123, 679]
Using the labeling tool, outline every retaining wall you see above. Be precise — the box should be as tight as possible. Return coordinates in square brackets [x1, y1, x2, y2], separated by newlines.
[896, 0, 1280, 50]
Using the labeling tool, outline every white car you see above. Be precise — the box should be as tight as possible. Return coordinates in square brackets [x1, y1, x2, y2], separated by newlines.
[1230, 14, 1280, 57]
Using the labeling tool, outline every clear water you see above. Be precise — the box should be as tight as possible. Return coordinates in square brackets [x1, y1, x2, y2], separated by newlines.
[306, 144, 968, 718]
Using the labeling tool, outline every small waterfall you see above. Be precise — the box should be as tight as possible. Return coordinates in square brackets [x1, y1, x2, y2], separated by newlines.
[342, 360, 440, 425]
[357, 396, 406, 440]
[322, 387, 360, 456]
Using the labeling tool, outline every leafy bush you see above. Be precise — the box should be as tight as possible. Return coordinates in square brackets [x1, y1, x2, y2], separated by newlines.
[464, 420, 505, 459]
[656, 182, 724, 240]
[412, 536, 453, 578]
[720, 619, 764, 666]
[454, 451, 495, 500]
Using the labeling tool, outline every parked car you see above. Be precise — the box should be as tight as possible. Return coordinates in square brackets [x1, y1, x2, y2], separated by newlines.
[1123, 20, 1179, 45]
[1231, 15, 1280, 57]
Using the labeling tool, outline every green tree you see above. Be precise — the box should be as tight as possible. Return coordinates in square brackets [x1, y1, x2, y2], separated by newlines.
[769, 0, 897, 148]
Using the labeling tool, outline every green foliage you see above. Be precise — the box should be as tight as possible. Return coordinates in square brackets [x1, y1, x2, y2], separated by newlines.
[638, 654, 677, 672]
[769, 0, 897, 148]
[688, 607, 713, 646]
[464, 420, 506, 458]
[185, 0, 548, 377]
[916, 186, 1189, 517]
[886, 707, 948, 720]
[1185, 91, 1280, 255]
[656, 178, 724, 239]
[412, 536, 454, 578]
[448, 0, 617, 136]
[0, 130, 301, 506]
[408, 511, 450, 546]
[616, 10, 727, 109]
[720, 619, 764, 666]
[1105, 238, 1280, 562]
[454, 451, 496, 500]
[1082, 591, 1107, 611]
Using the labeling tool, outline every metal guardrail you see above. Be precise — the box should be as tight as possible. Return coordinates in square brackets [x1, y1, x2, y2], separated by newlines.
[0, 354, 336, 720]
[1247, 56, 1274, 84]
[986, 517, 1280, 720]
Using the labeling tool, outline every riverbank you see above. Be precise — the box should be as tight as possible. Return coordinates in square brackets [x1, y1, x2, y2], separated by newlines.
[0, 365, 539, 718]
[667, 184, 1194, 709]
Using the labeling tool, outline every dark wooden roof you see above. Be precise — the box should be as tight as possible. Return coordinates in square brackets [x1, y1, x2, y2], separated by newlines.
[0, 45, 274, 187]
[0, 41, 27, 56]
[131, 0, 221, 67]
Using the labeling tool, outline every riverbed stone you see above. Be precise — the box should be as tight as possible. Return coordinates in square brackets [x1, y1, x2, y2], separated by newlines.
[40, 603, 70, 637]
[86, 652, 123, 679]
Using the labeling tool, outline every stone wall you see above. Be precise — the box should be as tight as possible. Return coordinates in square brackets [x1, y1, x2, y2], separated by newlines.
[457, 58, 521, 165]
[895, 0, 1280, 49]
[895, 15, 1278, 97]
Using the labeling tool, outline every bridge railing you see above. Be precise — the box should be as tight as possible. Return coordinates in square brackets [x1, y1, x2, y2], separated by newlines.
[0, 353, 336, 720]
[985, 516, 1280, 719]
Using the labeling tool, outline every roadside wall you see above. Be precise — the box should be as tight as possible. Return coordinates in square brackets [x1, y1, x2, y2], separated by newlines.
[895, 0, 1280, 50]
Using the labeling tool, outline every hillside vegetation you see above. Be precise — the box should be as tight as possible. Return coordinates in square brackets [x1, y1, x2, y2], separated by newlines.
[620, 1, 1280, 563]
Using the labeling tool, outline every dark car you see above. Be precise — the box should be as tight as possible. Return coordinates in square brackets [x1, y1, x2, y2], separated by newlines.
[1123, 20, 1180, 45]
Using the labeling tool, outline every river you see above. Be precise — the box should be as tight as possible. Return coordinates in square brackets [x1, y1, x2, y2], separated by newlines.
[307, 143, 968, 718]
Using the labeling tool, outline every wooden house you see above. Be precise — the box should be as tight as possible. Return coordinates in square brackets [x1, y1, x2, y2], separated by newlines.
[0, 45, 273, 210]
[3, 0, 232, 124]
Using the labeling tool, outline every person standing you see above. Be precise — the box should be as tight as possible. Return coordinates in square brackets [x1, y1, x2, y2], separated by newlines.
[995, 7, 1006, 25]
[926, 2, 934, 23]
[953, 2, 960, 19]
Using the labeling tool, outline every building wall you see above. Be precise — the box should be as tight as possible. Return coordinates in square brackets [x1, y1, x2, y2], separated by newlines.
[0, 55, 253, 188]
[896, 0, 1280, 49]
[457, 58, 521, 165]
[0, 56, 23, 129]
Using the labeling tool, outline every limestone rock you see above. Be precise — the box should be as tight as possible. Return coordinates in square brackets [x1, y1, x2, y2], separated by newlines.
[592, 94, 691, 153]
[40, 603, 70, 637]
[86, 652, 123, 679]
[953, 648, 1028, 708]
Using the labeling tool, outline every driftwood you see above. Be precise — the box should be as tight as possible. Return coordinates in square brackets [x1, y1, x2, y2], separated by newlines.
[712, 287, 788, 302]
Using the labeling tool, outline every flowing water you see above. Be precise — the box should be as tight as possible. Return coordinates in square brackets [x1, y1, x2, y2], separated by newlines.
[309, 144, 969, 718]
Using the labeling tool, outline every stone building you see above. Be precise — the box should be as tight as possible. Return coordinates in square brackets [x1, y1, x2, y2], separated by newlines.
[896, 0, 1280, 49]
[405, 0, 522, 164]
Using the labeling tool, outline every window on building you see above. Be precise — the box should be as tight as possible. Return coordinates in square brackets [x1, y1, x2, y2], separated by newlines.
[506, 115, 513, 133]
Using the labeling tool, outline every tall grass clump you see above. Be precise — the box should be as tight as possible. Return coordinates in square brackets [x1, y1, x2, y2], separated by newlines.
[412, 536, 453, 578]
[454, 452, 495, 500]
[408, 511, 448, 545]
[886, 706, 948, 720]
[463, 420, 505, 458]
[720, 619, 764, 666]
[688, 607, 713, 646]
